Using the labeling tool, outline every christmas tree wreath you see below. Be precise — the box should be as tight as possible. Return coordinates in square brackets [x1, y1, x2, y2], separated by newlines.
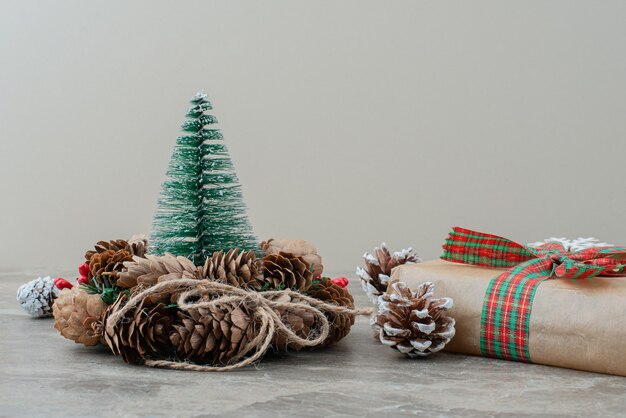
[17, 92, 369, 371]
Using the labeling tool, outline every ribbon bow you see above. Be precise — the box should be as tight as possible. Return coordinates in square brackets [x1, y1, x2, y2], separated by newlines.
[441, 227, 626, 362]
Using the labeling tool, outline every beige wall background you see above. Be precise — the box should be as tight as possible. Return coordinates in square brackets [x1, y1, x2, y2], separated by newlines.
[1, 1, 625, 274]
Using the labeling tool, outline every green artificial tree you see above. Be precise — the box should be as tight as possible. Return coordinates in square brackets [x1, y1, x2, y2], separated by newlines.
[149, 92, 259, 264]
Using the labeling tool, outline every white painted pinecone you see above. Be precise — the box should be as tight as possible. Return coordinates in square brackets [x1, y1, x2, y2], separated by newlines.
[357, 243, 421, 305]
[371, 281, 455, 357]
[16, 276, 60, 318]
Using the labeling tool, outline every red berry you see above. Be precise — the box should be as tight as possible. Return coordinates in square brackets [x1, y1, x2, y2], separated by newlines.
[77, 276, 90, 285]
[78, 263, 90, 277]
[330, 277, 349, 288]
[53, 277, 73, 290]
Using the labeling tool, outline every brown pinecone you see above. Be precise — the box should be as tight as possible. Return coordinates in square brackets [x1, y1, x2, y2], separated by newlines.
[85, 239, 132, 260]
[85, 236, 147, 261]
[128, 234, 149, 258]
[371, 281, 455, 357]
[357, 243, 421, 304]
[307, 278, 355, 347]
[103, 293, 176, 364]
[261, 239, 324, 277]
[52, 287, 107, 346]
[262, 252, 313, 292]
[118, 253, 199, 290]
[87, 249, 134, 285]
[203, 249, 263, 290]
[170, 304, 257, 366]
[266, 292, 317, 352]
[84, 236, 148, 287]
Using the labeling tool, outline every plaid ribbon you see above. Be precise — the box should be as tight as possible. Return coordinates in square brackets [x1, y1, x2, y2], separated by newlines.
[441, 226, 626, 362]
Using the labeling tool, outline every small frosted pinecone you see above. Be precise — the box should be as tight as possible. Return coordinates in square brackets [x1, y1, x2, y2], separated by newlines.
[357, 243, 421, 304]
[307, 278, 355, 347]
[371, 281, 455, 357]
[262, 252, 313, 292]
[85, 236, 148, 287]
[261, 239, 324, 278]
[203, 249, 263, 290]
[103, 293, 176, 364]
[118, 253, 199, 290]
[16, 276, 60, 317]
[170, 304, 258, 366]
[53, 287, 107, 346]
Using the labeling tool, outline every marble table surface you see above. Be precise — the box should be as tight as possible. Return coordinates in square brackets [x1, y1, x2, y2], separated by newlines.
[2, 269, 626, 418]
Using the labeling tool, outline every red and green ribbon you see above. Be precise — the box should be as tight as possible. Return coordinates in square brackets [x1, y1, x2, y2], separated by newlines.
[441, 227, 626, 362]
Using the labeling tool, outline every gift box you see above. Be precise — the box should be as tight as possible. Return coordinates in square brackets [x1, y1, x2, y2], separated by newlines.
[389, 227, 626, 376]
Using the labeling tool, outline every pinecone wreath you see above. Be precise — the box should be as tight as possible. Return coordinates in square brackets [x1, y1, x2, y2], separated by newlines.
[50, 238, 363, 370]
[357, 243, 421, 304]
[371, 281, 455, 357]
[117, 250, 352, 354]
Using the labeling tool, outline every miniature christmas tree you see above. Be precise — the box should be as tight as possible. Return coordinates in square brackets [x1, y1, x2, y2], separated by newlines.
[150, 92, 259, 264]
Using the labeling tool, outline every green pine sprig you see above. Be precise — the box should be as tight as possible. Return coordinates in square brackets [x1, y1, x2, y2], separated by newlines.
[80, 276, 127, 305]
[305, 277, 324, 294]
[259, 282, 288, 292]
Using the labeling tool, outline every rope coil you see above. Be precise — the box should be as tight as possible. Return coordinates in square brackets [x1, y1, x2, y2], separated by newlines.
[106, 278, 372, 372]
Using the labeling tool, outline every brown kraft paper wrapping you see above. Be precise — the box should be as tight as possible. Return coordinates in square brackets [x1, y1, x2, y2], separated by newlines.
[390, 259, 626, 376]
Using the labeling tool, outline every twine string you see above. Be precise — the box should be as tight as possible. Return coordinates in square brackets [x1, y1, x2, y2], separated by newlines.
[105, 278, 373, 372]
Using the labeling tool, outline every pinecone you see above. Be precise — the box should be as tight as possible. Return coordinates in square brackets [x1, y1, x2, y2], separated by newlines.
[128, 234, 149, 257]
[85, 239, 127, 258]
[170, 304, 258, 366]
[52, 287, 107, 346]
[262, 252, 314, 292]
[85, 237, 146, 261]
[371, 281, 455, 357]
[87, 249, 134, 285]
[265, 292, 317, 352]
[84, 236, 148, 287]
[203, 249, 263, 290]
[103, 293, 176, 364]
[16, 276, 60, 318]
[118, 253, 199, 290]
[307, 278, 355, 347]
[357, 243, 421, 304]
[261, 239, 324, 277]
